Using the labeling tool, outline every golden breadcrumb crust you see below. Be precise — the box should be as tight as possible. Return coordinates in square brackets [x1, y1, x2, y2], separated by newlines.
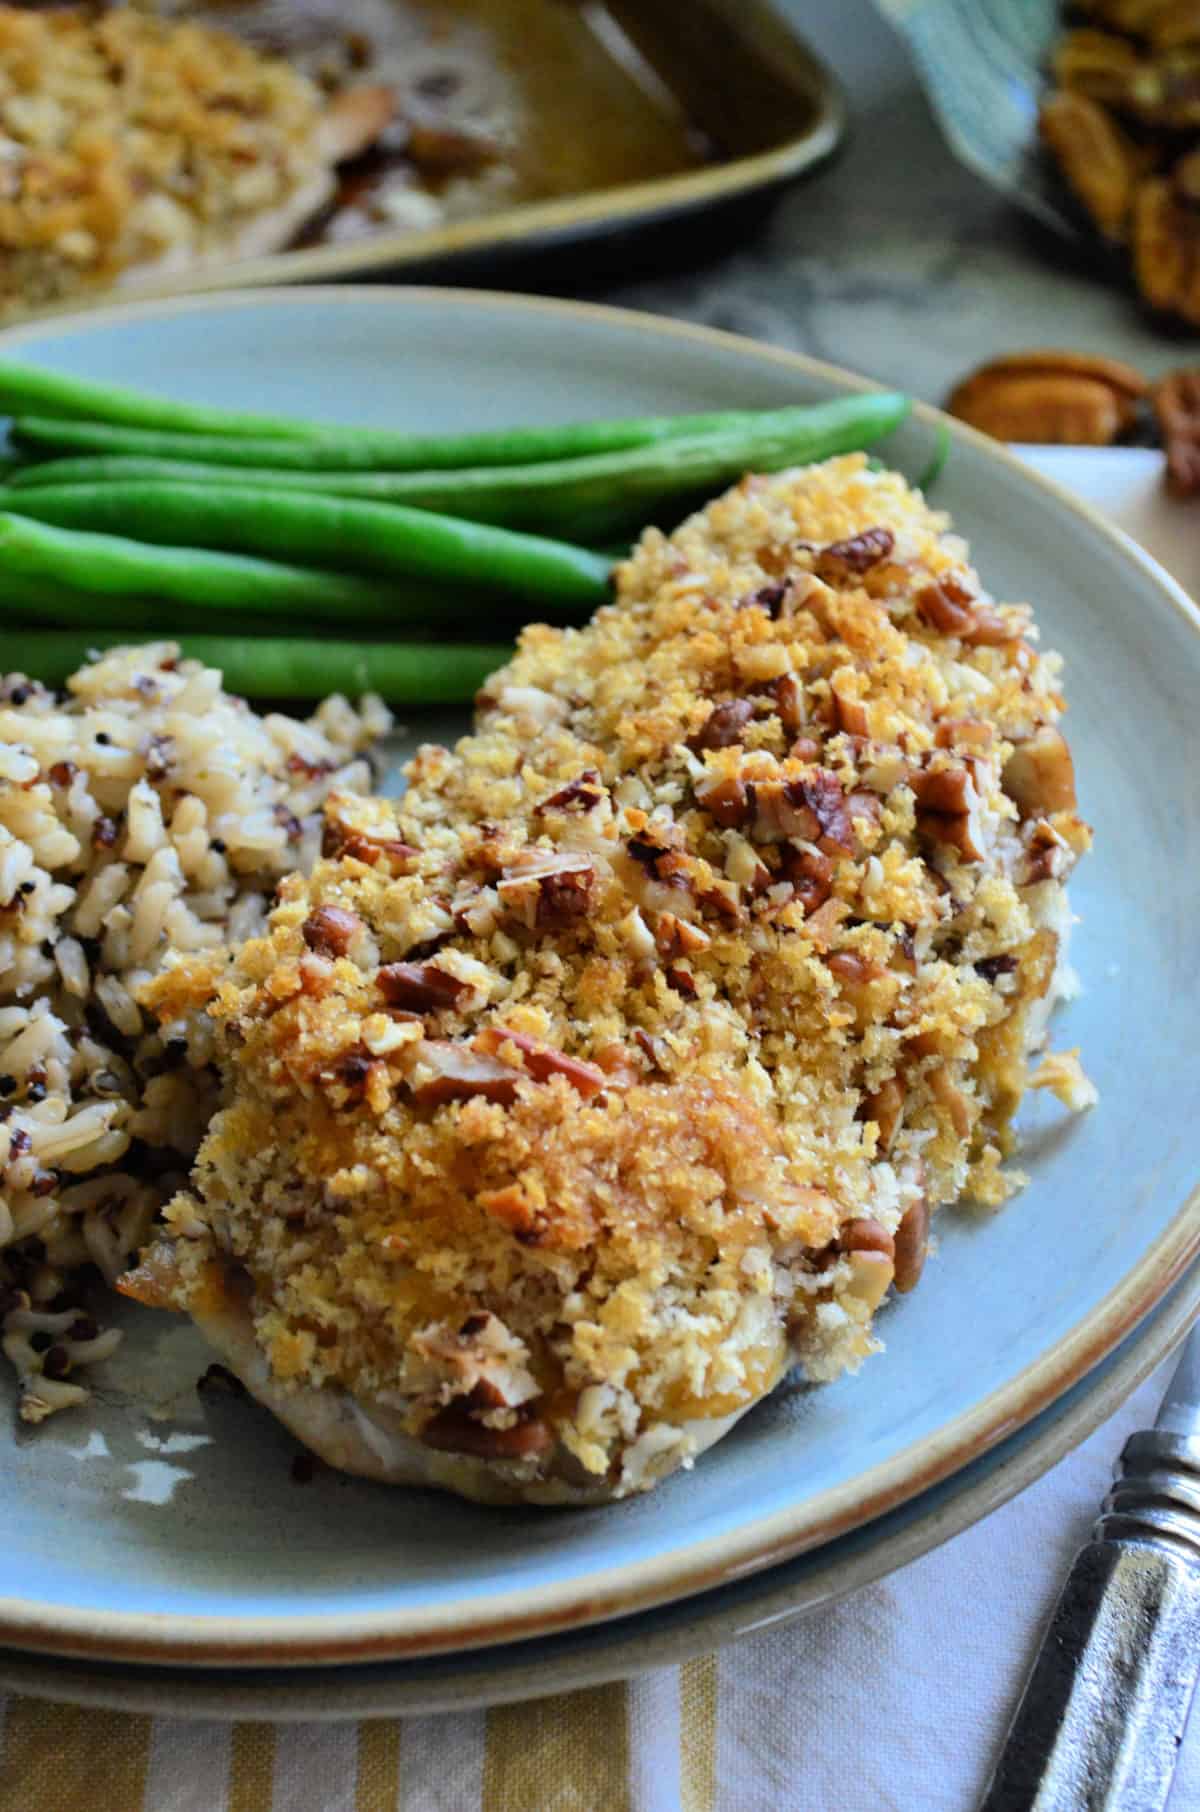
[141, 455, 1092, 1495]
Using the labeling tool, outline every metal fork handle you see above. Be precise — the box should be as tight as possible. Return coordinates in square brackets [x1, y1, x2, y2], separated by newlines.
[979, 1432, 1200, 1812]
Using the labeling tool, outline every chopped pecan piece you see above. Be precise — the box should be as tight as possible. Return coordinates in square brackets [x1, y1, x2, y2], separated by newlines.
[535, 770, 605, 814]
[916, 578, 974, 635]
[692, 774, 750, 829]
[688, 698, 755, 752]
[839, 1217, 896, 1259]
[780, 845, 834, 915]
[322, 820, 420, 872]
[665, 963, 699, 997]
[473, 1027, 607, 1098]
[826, 949, 886, 986]
[655, 913, 711, 959]
[1152, 367, 1200, 494]
[893, 1196, 930, 1294]
[410, 1042, 520, 1108]
[301, 905, 361, 958]
[498, 855, 596, 931]
[772, 672, 807, 735]
[946, 350, 1146, 445]
[740, 581, 791, 616]
[1039, 88, 1139, 239]
[830, 681, 869, 737]
[814, 526, 896, 584]
[861, 1076, 904, 1151]
[419, 1403, 552, 1461]
[377, 961, 470, 1013]
[911, 764, 975, 817]
[1001, 727, 1077, 817]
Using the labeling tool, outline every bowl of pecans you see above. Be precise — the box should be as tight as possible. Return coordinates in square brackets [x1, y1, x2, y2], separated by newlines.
[876, 0, 1200, 333]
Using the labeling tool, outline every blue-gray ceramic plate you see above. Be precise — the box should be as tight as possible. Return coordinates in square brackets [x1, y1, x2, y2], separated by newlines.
[0, 289, 1197, 1671]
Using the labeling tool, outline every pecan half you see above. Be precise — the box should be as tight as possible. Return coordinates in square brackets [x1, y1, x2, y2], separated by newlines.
[946, 350, 1147, 445]
[1133, 176, 1200, 324]
[814, 527, 895, 584]
[1039, 88, 1139, 240]
[1153, 367, 1200, 493]
[1053, 28, 1143, 108]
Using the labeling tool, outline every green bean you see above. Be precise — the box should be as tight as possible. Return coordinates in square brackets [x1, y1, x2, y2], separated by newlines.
[9, 393, 910, 477]
[0, 512, 487, 625]
[0, 485, 612, 605]
[4, 630, 510, 702]
[0, 364, 316, 439]
[0, 571, 290, 635]
[0, 363, 835, 466]
[5, 394, 912, 540]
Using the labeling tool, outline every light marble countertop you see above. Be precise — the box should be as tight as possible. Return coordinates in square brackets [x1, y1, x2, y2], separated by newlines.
[604, 0, 1192, 404]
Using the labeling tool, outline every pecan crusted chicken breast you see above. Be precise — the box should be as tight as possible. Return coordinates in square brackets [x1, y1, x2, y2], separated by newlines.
[125, 455, 1093, 1505]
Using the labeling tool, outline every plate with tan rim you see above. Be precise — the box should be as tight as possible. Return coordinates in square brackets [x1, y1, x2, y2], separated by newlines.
[0, 287, 1198, 1673]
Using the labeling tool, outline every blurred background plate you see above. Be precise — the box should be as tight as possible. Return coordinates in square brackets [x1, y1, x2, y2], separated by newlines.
[5, 0, 844, 325]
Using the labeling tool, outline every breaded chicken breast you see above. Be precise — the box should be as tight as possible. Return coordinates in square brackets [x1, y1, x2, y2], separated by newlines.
[125, 455, 1093, 1504]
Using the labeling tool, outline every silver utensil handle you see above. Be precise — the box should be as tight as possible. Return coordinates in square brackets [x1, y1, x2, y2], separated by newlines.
[980, 1430, 1200, 1812]
[980, 1537, 1200, 1812]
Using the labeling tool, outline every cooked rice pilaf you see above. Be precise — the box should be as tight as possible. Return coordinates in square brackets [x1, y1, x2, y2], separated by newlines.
[126, 455, 1096, 1504]
[0, 644, 388, 1420]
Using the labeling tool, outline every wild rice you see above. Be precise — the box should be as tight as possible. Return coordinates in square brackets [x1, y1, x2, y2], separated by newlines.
[0, 640, 388, 1421]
